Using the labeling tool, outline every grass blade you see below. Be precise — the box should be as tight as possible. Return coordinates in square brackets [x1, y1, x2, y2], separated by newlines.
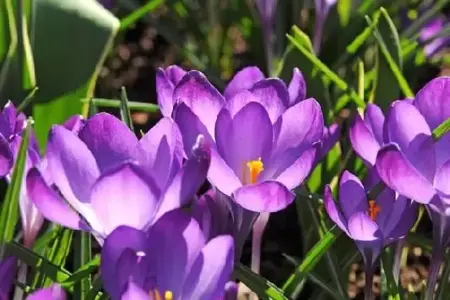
[119, 87, 134, 131]
[432, 117, 450, 142]
[81, 98, 160, 113]
[381, 247, 401, 300]
[119, 0, 165, 31]
[73, 231, 92, 300]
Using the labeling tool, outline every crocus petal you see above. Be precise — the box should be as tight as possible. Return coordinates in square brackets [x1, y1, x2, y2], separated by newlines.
[224, 282, 238, 300]
[364, 104, 385, 145]
[156, 68, 176, 117]
[248, 79, 289, 123]
[1, 101, 17, 136]
[0, 134, 13, 177]
[233, 181, 295, 212]
[46, 125, 100, 212]
[90, 163, 160, 236]
[166, 65, 187, 84]
[101, 226, 147, 298]
[273, 98, 324, 156]
[347, 212, 380, 241]
[173, 102, 215, 155]
[122, 281, 148, 300]
[62, 115, 85, 134]
[0, 257, 16, 300]
[386, 101, 435, 181]
[339, 171, 368, 219]
[154, 135, 210, 220]
[216, 102, 273, 179]
[435, 159, 450, 198]
[316, 123, 340, 161]
[376, 144, 436, 203]
[225, 90, 260, 118]
[207, 147, 242, 196]
[287, 68, 306, 106]
[223, 66, 265, 99]
[26, 285, 66, 300]
[173, 71, 225, 139]
[78, 113, 138, 172]
[147, 210, 206, 297]
[256, 0, 278, 25]
[26, 168, 85, 230]
[137, 117, 184, 189]
[323, 185, 349, 235]
[181, 235, 234, 299]
[350, 112, 381, 166]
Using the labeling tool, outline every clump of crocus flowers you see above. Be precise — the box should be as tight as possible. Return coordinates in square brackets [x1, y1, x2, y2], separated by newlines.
[0, 66, 449, 300]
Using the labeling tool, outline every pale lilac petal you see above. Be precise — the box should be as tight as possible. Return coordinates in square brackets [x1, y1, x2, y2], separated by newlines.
[79, 113, 138, 172]
[339, 171, 368, 220]
[349, 112, 381, 166]
[225, 90, 260, 118]
[216, 103, 273, 181]
[347, 212, 380, 241]
[233, 181, 295, 212]
[248, 79, 289, 123]
[207, 147, 242, 196]
[323, 185, 349, 235]
[173, 71, 225, 139]
[154, 135, 211, 220]
[26, 168, 86, 230]
[46, 125, 100, 211]
[386, 101, 435, 181]
[273, 98, 324, 156]
[122, 281, 148, 300]
[0, 134, 13, 177]
[364, 104, 385, 145]
[376, 144, 436, 203]
[173, 102, 215, 155]
[181, 235, 234, 299]
[26, 285, 66, 300]
[287, 68, 306, 106]
[223, 66, 265, 99]
[137, 117, 184, 189]
[90, 164, 160, 236]
[156, 68, 176, 117]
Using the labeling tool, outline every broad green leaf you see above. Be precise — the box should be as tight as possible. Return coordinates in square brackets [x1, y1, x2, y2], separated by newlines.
[234, 263, 288, 300]
[81, 98, 160, 113]
[119, 87, 134, 131]
[73, 232, 92, 300]
[432, 117, 450, 142]
[120, 0, 165, 30]
[0, 119, 31, 243]
[337, 0, 352, 27]
[282, 226, 342, 297]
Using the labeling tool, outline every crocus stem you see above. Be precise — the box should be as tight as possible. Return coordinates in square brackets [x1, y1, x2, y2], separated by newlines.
[262, 25, 274, 76]
[364, 266, 374, 300]
[392, 239, 405, 285]
[425, 249, 444, 300]
[313, 15, 325, 54]
[13, 262, 27, 300]
[251, 212, 270, 274]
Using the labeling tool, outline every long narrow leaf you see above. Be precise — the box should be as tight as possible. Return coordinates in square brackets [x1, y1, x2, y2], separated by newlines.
[381, 247, 401, 300]
[120, 87, 134, 131]
[81, 98, 160, 113]
[432, 117, 450, 142]
[119, 0, 165, 30]
[73, 232, 92, 300]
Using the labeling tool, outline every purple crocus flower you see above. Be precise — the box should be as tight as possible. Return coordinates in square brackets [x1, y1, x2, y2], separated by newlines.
[156, 65, 188, 118]
[313, 0, 337, 53]
[419, 17, 450, 58]
[173, 69, 324, 212]
[101, 209, 234, 300]
[324, 171, 417, 297]
[27, 113, 210, 244]
[0, 257, 17, 300]
[26, 284, 66, 300]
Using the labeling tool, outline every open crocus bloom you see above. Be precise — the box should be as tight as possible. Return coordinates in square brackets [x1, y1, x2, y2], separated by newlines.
[27, 113, 210, 243]
[376, 77, 450, 206]
[172, 70, 324, 212]
[324, 171, 417, 268]
[101, 210, 234, 300]
[26, 284, 66, 300]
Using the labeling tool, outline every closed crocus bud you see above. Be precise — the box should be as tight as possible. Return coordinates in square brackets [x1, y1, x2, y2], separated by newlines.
[313, 0, 337, 53]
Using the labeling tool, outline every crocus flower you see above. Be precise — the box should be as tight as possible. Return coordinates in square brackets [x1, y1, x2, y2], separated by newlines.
[419, 17, 450, 58]
[324, 171, 417, 297]
[27, 113, 210, 244]
[101, 209, 234, 300]
[173, 70, 324, 213]
[156, 65, 188, 118]
[0, 257, 17, 300]
[313, 0, 337, 53]
[26, 284, 66, 300]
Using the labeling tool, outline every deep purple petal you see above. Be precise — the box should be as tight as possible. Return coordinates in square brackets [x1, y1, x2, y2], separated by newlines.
[26, 285, 66, 300]
[248, 79, 289, 123]
[364, 104, 385, 145]
[156, 68, 176, 117]
[223, 66, 265, 99]
[62, 115, 86, 135]
[376, 144, 436, 203]
[46, 125, 100, 211]
[173, 71, 225, 139]
[224, 90, 260, 118]
[207, 147, 242, 196]
[26, 168, 85, 230]
[90, 164, 160, 236]
[287, 68, 306, 106]
[173, 102, 215, 155]
[79, 113, 138, 172]
[147, 210, 206, 297]
[316, 123, 340, 161]
[339, 171, 368, 220]
[347, 212, 380, 241]
[166, 65, 187, 85]
[386, 101, 435, 181]
[256, 0, 278, 25]
[154, 135, 211, 220]
[350, 113, 381, 166]
[101, 226, 147, 298]
[137, 117, 184, 189]
[0, 257, 16, 300]
[233, 180, 295, 212]
[273, 98, 324, 156]
[181, 235, 234, 299]
[323, 185, 349, 235]
[435, 159, 450, 198]
[0, 134, 13, 177]
[224, 281, 238, 300]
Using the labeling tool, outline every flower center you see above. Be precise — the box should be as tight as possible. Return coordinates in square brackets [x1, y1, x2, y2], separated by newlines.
[150, 289, 173, 300]
[367, 200, 380, 221]
[244, 158, 264, 184]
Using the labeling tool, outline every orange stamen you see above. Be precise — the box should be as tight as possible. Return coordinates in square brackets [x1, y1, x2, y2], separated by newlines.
[150, 290, 172, 300]
[368, 200, 381, 221]
[245, 158, 264, 184]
